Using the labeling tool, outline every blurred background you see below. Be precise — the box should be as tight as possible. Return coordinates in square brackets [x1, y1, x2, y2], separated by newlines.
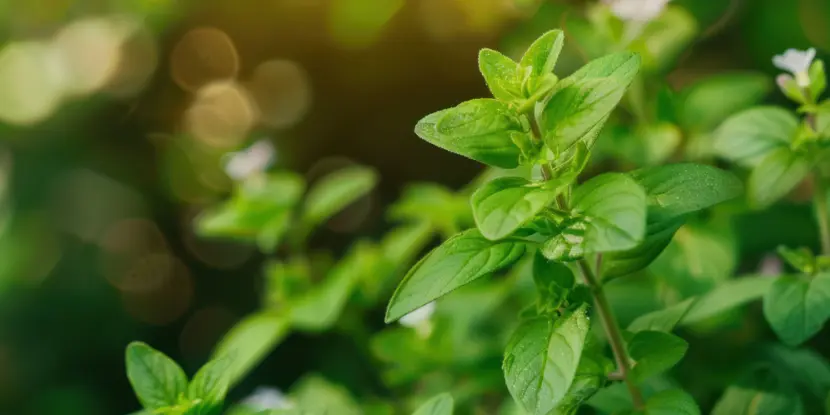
[0, 0, 828, 413]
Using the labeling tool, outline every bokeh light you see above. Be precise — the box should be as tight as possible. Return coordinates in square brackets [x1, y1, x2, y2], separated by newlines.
[0, 41, 66, 125]
[247, 60, 312, 129]
[171, 27, 240, 92]
[185, 80, 259, 149]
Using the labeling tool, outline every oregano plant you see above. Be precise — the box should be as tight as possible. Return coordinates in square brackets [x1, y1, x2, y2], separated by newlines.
[385, 29, 742, 414]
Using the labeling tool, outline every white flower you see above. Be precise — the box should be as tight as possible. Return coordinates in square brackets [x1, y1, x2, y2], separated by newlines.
[223, 140, 276, 180]
[603, 0, 671, 22]
[772, 48, 816, 87]
[242, 386, 294, 410]
[758, 253, 782, 277]
[399, 301, 436, 328]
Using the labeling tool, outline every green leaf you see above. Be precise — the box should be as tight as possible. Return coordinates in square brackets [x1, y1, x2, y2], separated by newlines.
[629, 5, 697, 72]
[520, 30, 564, 84]
[651, 221, 738, 296]
[714, 106, 797, 167]
[290, 244, 365, 331]
[385, 229, 525, 322]
[503, 306, 590, 415]
[478, 48, 522, 102]
[187, 353, 236, 414]
[639, 389, 700, 415]
[777, 246, 816, 275]
[603, 163, 742, 279]
[256, 209, 292, 253]
[748, 147, 812, 208]
[416, 99, 523, 169]
[195, 172, 305, 242]
[471, 177, 556, 240]
[627, 331, 688, 383]
[212, 312, 290, 387]
[628, 298, 695, 333]
[412, 393, 454, 415]
[290, 375, 362, 415]
[302, 165, 378, 229]
[809, 60, 826, 101]
[125, 342, 188, 410]
[549, 173, 646, 257]
[712, 366, 803, 415]
[762, 343, 830, 400]
[763, 274, 830, 346]
[678, 72, 771, 132]
[542, 52, 641, 152]
[680, 276, 774, 325]
[627, 163, 743, 222]
[553, 339, 615, 414]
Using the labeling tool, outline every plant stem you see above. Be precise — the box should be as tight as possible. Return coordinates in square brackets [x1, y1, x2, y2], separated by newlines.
[814, 173, 830, 256]
[576, 258, 644, 409]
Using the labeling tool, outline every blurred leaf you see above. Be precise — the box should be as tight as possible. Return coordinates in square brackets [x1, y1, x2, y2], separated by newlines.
[328, 0, 404, 49]
[195, 172, 305, 245]
[290, 244, 367, 331]
[680, 276, 774, 325]
[603, 163, 742, 279]
[478, 48, 522, 102]
[187, 353, 236, 414]
[212, 312, 290, 387]
[412, 393, 454, 415]
[471, 177, 556, 240]
[290, 375, 361, 415]
[302, 165, 377, 230]
[125, 342, 188, 410]
[503, 306, 590, 415]
[627, 331, 688, 383]
[636, 389, 700, 415]
[652, 220, 737, 296]
[542, 52, 641, 152]
[385, 229, 526, 322]
[545, 173, 646, 261]
[380, 221, 433, 267]
[388, 183, 470, 236]
[763, 274, 830, 346]
[679, 72, 772, 132]
[256, 209, 292, 253]
[711, 366, 803, 415]
[762, 344, 830, 400]
[631, 6, 698, 72]
[748, 147, 812, 208]
[714, 107, 797, 168]
[628, 298, 695, 332]
[415, 99, 523, 169]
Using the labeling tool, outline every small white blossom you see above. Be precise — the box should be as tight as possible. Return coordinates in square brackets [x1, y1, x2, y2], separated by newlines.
[758, 253, 782, 277]
[772, 48, 816, 87]
[223, 140, 276, 180]
[603, 0, 671, 22]
[399, 301, 436, 328]
[242, 386, 294, 410]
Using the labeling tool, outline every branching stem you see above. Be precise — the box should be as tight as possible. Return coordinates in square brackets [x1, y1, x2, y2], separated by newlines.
[577, 257, 644, 409]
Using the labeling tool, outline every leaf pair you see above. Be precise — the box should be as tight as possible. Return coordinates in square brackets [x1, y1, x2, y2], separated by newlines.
[126, 342, 234, 414]
[196, 165, 378, 252]
[714, 106, 812, 208]
[763, 273, 830, 346]
[415, 31, 640, 170]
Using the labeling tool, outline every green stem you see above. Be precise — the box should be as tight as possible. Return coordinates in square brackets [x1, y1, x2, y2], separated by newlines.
[814, 173, 830, 256]
[576, 257, 644, 409]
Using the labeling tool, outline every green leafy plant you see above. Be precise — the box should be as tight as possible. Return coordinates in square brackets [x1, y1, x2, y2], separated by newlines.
[119, 4, 830, 414]
[385, 29, 742, 414]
